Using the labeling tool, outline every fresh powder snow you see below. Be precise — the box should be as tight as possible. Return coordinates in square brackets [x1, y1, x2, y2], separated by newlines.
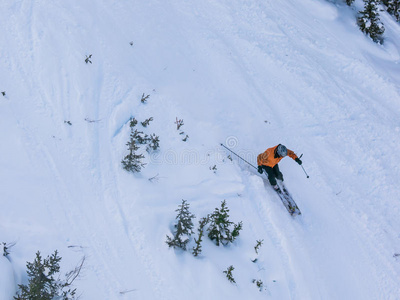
[1, 0, 400, 299]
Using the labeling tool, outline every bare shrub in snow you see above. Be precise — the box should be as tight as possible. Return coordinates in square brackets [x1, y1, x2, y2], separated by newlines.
[175, 117, 184, 130]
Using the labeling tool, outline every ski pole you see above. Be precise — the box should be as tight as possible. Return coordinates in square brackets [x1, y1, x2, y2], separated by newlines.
[299, 154, 309, 178]
[220, 143, 257, 170]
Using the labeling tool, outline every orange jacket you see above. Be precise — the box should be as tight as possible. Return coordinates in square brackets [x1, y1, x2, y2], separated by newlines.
[257, 145, 298, 168]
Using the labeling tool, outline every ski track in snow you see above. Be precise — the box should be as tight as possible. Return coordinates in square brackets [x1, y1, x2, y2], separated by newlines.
[1, 0, 400, 299]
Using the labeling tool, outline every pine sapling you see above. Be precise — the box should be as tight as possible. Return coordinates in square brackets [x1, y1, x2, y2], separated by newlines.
[223, 265, 236, 284]
[166, 200, 195, 250]
[207, 200, 243, 246]
[130, 117, 138, 128]
[141, 93, 150, 103]
[192, 216, 209, 257]
[121, 127, 146, 173]
[254, 239, 264, 255]
[141, 117, 154, 127]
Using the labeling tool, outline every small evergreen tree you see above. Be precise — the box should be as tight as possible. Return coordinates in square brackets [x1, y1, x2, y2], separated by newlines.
[207, 200, 243, 246]
[346, 0, 355, 5]
[166, 200, 196, 250]
[192, 216, 209, 257]
[121, 138, 145, 172]
[358, 0, 385, 43]
[122, 118, 146, 172]
[14, 251, 82, 300]
[223, 265, 236, 284]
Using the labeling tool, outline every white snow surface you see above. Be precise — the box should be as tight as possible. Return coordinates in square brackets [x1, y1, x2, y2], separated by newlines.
[1, 0, 400, 299]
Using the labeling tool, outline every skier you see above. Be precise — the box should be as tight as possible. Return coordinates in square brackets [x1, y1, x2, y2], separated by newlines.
[257, 144, 302, 190]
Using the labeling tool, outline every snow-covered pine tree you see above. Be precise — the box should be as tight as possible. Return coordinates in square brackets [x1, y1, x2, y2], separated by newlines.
[346, 0, 355, 6]
[358, 0, 385, 43]
[192, 216, 209, 257]
[386, 0, 400, 21]
[207, 200, 242, 246]
[166, 200, 196, 251]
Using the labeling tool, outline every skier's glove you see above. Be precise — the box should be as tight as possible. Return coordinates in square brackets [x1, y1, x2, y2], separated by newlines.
[295, 158, 302, 165]
[257, 166, 263, 174]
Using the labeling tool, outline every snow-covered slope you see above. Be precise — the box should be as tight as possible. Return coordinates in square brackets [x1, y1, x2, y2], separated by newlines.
[1, 0, 400, 299]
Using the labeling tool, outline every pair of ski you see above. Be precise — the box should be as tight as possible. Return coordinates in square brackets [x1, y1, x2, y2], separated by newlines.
[273, 181, 301, 216]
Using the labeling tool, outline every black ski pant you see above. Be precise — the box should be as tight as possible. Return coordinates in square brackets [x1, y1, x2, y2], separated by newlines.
[260, 164, 283, 186]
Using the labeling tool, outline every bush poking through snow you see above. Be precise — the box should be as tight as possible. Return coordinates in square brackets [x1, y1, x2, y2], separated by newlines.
[346, 0, 355, 5]
[141, 93, 150, 103]
[141, 117, 153, 127]
[252, 279, 265, 291]
[357, 0, 385, 43]
[2, 242, 16, 257]
[166, 200, 196, 251]
[85, 54, 92, 64]
[175, 118, 184, 130]
[192, 216, 209, 257]
[254, 239, 264, 255]
[14, 251, 84, 300]
[209, 165, 217, 173]
[182, 134, 189, 142]
[223, 265, 236, 284]
[207, 200, 243, 246]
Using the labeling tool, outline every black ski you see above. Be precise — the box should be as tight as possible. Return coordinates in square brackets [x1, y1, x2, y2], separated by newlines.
[274, 183, 301, 216]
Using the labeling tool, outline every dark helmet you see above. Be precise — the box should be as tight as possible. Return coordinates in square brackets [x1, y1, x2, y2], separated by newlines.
[276, 144, 287, 157]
